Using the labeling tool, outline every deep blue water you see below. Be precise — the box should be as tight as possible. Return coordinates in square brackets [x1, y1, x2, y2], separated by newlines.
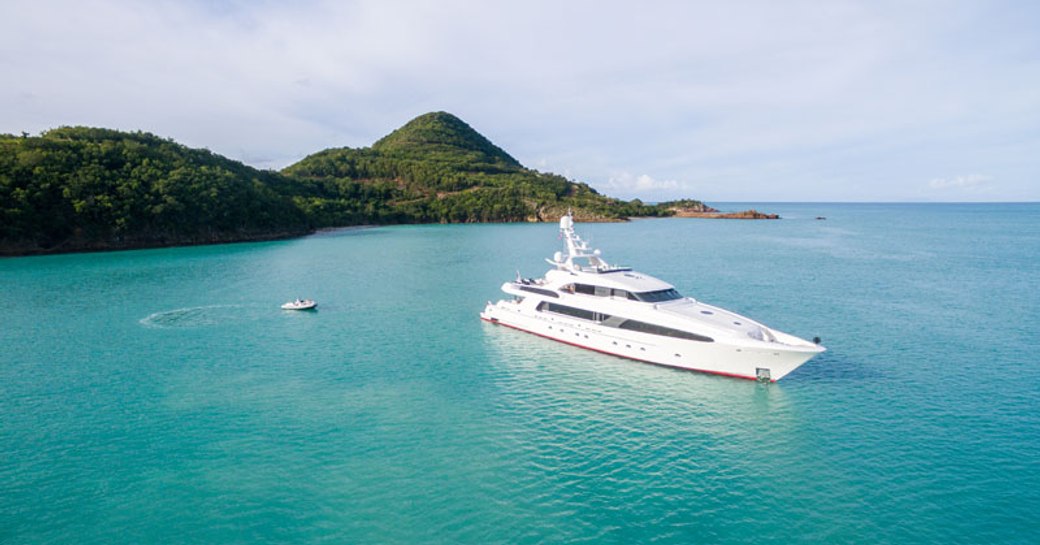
[1, 203, 1038, 544]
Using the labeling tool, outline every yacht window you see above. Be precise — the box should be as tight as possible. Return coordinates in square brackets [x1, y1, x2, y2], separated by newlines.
[632, 288, 683, 303]
[536, 302, 597, 321]
[517, 285, 559, 298]
[574, 284, 596, 295]
[570, 283, 627, 299]
[617, 319, 713, 342]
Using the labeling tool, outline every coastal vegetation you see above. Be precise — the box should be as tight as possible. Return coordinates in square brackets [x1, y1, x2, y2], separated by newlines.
[0, 112, 708, 255]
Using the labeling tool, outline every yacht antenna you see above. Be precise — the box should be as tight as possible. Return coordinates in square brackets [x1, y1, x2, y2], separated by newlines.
[551, 210, 609, 271]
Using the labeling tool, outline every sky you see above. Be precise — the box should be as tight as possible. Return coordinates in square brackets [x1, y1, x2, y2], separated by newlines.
[3, 0, 1038, 202]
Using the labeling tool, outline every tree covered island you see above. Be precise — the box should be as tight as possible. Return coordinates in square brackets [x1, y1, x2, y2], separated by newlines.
[1, 112, 765, 256]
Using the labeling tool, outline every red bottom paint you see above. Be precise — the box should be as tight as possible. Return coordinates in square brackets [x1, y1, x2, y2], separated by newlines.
[481, 316, 767, 382]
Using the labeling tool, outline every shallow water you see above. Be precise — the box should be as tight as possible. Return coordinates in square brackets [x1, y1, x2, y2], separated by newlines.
[2, 204, 1038, 544]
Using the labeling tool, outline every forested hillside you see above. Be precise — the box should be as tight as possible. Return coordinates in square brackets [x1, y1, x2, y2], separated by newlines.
[0, 128, 310, 253]
[1, 113, 705, 255]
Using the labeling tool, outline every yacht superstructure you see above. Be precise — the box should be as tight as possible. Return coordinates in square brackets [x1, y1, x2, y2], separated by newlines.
[480, 213, 824, 381]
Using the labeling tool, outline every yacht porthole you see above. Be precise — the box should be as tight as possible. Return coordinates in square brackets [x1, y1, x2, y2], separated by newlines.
[625, 344, 631, 348]
[733, 321, 742, 325]
[700, 310, 714, 315]
[640, 347, 645, 351]
[674, 354, 681, 357]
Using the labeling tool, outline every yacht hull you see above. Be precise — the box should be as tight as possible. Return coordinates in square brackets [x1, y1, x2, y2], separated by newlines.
[481, 301, 821, 381]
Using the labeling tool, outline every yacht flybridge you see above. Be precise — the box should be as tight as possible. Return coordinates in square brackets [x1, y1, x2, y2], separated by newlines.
[480, 212, 824, 381]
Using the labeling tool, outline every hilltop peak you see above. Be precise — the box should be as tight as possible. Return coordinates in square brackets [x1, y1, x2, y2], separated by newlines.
[372, 111, 521, 168]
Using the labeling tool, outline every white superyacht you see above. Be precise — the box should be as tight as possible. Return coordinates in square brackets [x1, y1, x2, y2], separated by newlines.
[480, 213, 824, 381]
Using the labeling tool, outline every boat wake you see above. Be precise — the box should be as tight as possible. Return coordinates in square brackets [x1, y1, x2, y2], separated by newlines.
[139, 305, 246, 329]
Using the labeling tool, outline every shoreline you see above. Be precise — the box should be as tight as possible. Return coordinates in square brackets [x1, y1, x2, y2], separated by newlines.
[0, 208, 785, 257]
[0, 229, 313, 258]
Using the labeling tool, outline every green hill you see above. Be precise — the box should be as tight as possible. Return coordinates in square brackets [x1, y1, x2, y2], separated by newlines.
[283, 112, 669, 224]
[372, 111, 520, 168]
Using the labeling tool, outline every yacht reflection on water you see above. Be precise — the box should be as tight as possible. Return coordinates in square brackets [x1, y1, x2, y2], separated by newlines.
[481, 322, 796, 425]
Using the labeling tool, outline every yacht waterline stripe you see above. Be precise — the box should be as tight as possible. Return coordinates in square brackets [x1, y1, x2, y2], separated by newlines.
[481, 317, 765, 382]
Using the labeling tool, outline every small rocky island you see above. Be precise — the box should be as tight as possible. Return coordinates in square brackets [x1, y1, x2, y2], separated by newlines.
[660, 200, 780, 220]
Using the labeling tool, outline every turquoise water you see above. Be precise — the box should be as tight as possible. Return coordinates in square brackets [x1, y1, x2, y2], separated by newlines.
[1, 203, 1038, 544]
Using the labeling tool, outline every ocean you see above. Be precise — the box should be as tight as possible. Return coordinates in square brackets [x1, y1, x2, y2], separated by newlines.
[1, 203, 1037, 544]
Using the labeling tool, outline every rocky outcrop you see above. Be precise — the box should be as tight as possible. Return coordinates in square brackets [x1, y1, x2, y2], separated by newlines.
[671, 208, 780, 220]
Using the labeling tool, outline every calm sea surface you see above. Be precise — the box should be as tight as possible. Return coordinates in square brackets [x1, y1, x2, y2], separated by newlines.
[1, 203, 1038, 544]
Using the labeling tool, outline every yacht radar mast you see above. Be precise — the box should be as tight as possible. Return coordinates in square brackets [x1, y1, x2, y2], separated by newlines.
[548, 211, 619, 273]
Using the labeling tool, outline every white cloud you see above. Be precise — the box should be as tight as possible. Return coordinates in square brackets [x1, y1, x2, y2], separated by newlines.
[599, 172, 681, 199]
[929, 175, 994, 191]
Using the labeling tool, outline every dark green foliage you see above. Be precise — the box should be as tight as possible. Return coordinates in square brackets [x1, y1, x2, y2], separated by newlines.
[0, 127, 309, 252]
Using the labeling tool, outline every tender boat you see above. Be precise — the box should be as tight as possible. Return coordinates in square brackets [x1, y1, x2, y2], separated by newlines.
[281, 299, 317, 311]
[480, 212, 825, 381]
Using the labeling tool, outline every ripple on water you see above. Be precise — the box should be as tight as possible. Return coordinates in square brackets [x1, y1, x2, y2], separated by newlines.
[138, 305, 248, 329]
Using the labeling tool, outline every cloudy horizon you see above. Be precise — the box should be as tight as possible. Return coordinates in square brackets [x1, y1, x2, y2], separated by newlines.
[3, 0, 1038, 202]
